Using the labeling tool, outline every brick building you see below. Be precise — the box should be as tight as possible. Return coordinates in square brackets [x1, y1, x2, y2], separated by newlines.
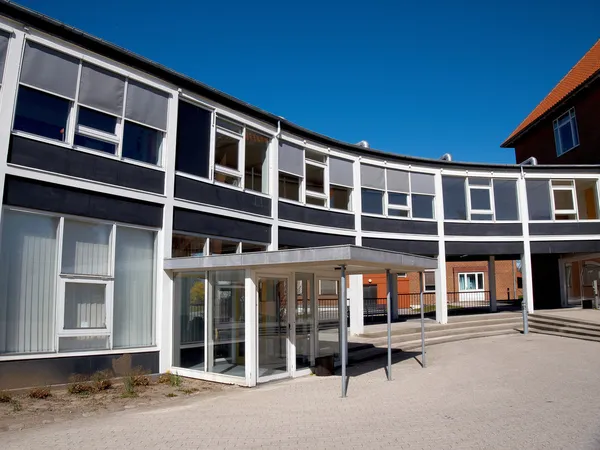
[502, 39, 600, 164]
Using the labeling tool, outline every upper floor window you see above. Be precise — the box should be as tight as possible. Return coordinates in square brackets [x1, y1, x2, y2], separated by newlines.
[526, 178, 599, 221]
[553, 108, 579, 156]
[278, 140, 353, 211]
[13, 41, 168, 166]
[171, 232, 267, 257]
[442, 176, 519, 221]
[175, 103, 270, 194]
[0, 30, 11, 88]
[361, 164, 435, 219]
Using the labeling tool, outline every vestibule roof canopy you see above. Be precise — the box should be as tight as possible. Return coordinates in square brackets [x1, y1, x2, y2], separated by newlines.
[163, 245, 438, 274]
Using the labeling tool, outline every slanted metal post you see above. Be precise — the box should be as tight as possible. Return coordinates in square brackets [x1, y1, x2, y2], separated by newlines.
[340, 265, 348, 397]
[419, 271, 427, 368]
[522, 299, 529, 334]
[386, 269, 392, 381]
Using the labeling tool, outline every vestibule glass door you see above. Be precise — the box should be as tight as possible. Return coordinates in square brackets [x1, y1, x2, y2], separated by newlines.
[295, 274, 316, 372]
[257, 277, 289, 381]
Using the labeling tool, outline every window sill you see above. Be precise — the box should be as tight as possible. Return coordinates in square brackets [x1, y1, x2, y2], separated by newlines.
[361, 212, 437, 222]
[278, 198, 353, 215]
[0, 345, 159, 362]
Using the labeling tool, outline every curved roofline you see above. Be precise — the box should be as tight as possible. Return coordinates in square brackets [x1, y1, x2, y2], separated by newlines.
[3, 1, 600, 173]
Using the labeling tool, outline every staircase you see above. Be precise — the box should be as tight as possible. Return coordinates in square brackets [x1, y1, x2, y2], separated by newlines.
[348, 312, 521, 363]
[528, 313, 600, 342]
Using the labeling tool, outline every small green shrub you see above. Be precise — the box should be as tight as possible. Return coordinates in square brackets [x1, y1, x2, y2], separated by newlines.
[67, 374, 95, 395]
[10, 399, 22, 412]
[165, 393, 177, 398]
[170, 372, 181, 387]
[178, 388, 198, 395]
[129, 366, 151, 387]
[91, 369, 113, 391]
[0, 390, 12, 403]
[121, 375, 138, 398]
[28, 387, 51, 399]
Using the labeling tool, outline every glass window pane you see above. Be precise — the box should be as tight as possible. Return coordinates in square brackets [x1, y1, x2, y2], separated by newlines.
[78, 107, 117, 134]
[477, 273, 484, 289]
[175, 101, 211, 179]
[305, 149, 326, 163]
[362, 189, 383, 215]
[575, 179, 599, 220]
[424, 271, 435, 291]
[306, 164, 324, 194]
[553, 189, 575, 211]
[471, 213, 493, 221]
[241, 242, 267, 253]
[174, 272, 206, 370]
[442, 176, 466, 220]
[245, 130, 269, 193]
[388, 209, 409, 217]
[59, 336, 109, 352]
[389, 192, 408, 206]
[14, 86, 70, 141]
[279, 173, 300, 201]
[215, 132, 239, 170]
[208, 270, 245, 377]
[319, 280, 338, 295]
[470, 188, 491, 210]
[172, 234, 206, 257]
[62, 221, 111, 276]
[526, 180, 552, 220]
[122, 121, 162, 165]
[330, 186, 352, 211]
[559, 122, 574, 151]
[306, 196, 326, 207]
[493, 180, 519, 221]
[411, 194, 434, 219]
[74, 134, 116, 154]
[113, 227, 156, 349]
[0, 211, 58, 354]
[214, 171, 241, 187]
[210, 239, 239, 255]
[64, 283, 106, 329]
[467, 274, 476, 289]
[216, 117, 243, 134]
[468, 178, 490, 186]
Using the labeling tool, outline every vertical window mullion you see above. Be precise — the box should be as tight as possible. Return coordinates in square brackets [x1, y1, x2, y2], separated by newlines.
[109, 223, 117, 348]
[323, 156, 330, 209]
[465, 180, 472, 220]
[209, 111, 216, 181]
[239, 129, 246, 189]
[65, 62, 83, 145]
[489, 181, 496, 221]
[55, 216, 65, 350]
[301, 149, 306, 204]
[117, 79, 129, 158]
[549, 181, 557, 221]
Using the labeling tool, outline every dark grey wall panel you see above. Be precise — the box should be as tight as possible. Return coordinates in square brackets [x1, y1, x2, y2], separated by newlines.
[0, 351, 159, 390]
[4, 176, 163, 227]
[9, 135, 164, 193]
[529, 222, 600, 236]
[445, 241, 524, 255]
[362, 238, 438, 256]
[444, 222, 522, 236]
[279, 227, 354, 248]
[362, 216, 438, 235]
[279, 202, 354, 229]
[175, 176, 271, 217]
[174, 207, 271, 243]
[530, 240, 600, 254]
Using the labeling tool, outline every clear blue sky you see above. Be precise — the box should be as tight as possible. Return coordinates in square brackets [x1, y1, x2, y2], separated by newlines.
[16, 0, 600, 163]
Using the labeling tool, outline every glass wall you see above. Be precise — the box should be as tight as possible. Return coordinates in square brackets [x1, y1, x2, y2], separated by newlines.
[174, 272, 206, 370]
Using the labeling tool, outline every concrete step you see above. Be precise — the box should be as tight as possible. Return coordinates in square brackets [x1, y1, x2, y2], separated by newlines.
[532, 312, 600, 328]
[529, 328, 600, 343]
[364, 321, 521, 347]
[528, 323, 600, 339]
[529, 317, 600, 334]
[348, 347, 403, 364]
[397, 329, 520, 351]
[360, 315, 521, 339]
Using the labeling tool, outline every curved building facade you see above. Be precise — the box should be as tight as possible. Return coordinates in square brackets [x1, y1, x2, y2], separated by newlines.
[0, 3, 598, 388]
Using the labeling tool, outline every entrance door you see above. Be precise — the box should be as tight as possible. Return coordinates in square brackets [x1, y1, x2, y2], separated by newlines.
[257, 277, 289, 381]
[295, 274, 316, 373]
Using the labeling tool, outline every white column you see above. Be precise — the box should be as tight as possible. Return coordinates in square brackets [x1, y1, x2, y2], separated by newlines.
[158, 88, 179, 372]
[245, 269, 257, 386]
[517, 172, 534, 313]
[349, 274, 364, 336]
[434, 170, 448, 324]
[488, 256, 497, 312]
[0, 29, 25, 228]
[269, 129, 279, 250]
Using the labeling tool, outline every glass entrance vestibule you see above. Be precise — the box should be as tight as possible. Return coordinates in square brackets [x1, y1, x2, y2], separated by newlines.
[166, 245, 437, 388]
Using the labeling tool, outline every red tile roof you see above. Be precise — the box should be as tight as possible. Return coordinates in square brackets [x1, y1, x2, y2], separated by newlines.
[501, 39, 600, 147]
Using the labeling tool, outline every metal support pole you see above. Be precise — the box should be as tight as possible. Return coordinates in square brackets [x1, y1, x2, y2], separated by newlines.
[386, 269, 392, 381]
[419, 271, 426, 368]
[340, 265, 348, 398]
[522, 299, 529, 335]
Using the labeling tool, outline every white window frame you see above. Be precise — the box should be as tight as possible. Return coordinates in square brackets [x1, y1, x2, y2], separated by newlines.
[278, 170, 303, 203]
[458, 272, 485, 292]
[466, 178, 494, 220]
[318, 279, 338, 296]
[423, 270, 436, 292]
[213, 116, 244, 188]
[304, 151, 328, 207]
[550, 179, 578, 219]
[553, 108, 580, 156]
[387, 191, 411, 217]
[13, 38, 169, 169]
[361, 187, 385, 216]
[329, 184, 353, 212]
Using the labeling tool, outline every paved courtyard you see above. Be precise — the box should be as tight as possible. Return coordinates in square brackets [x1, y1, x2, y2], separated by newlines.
[3, 333, 600, 449]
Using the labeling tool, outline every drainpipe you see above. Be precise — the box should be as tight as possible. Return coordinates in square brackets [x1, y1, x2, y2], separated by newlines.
[520, 156, 538, 166]
[440, 153, 452, 161]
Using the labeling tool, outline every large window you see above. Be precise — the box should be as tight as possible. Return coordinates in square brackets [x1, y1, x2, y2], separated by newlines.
[458, 273, 484, 291]
[14, 41, 168, 166]
[175, 101, 212, 178]
[0, 209, 156, 355]
[278, 141, 354, 211]
[553, 108, 579, 156]
[526, 178, 599, 221]
[361, 164, 435, 219]
[443, 176, 519, 221]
